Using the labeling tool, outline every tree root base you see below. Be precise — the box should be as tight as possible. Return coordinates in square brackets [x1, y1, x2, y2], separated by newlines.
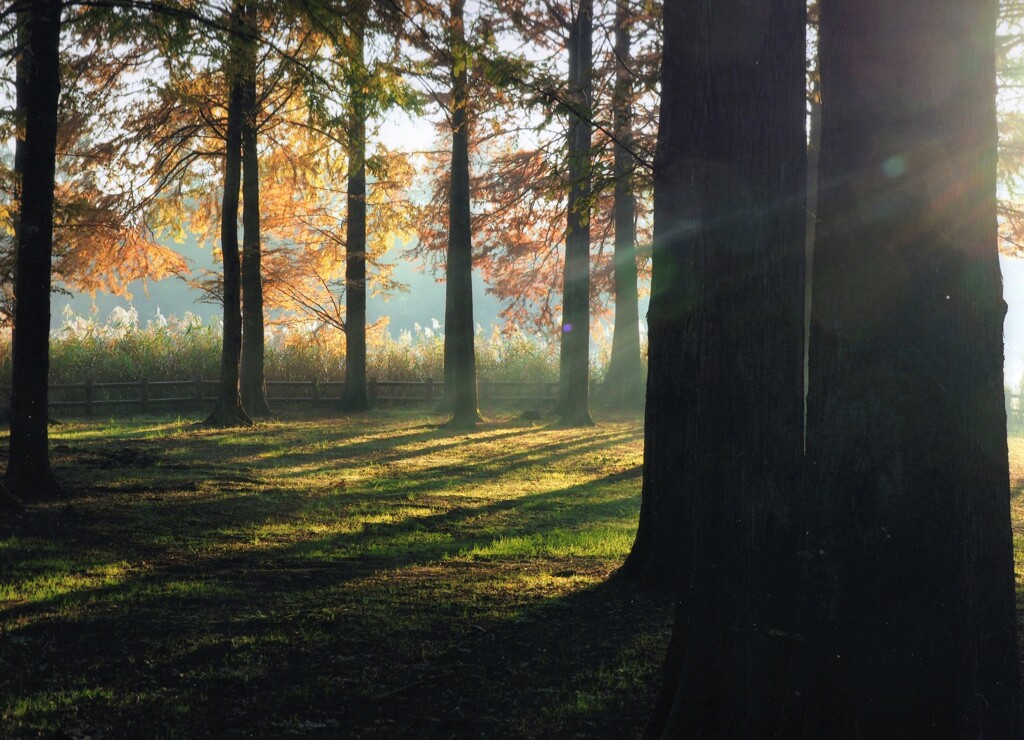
[202, 402, 254, 428]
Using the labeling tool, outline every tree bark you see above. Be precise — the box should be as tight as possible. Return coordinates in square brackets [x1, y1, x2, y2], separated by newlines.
[4, 0, 63, 502]
[340, 0, 371, 412]
[557, 0, 595, 427]
[599, 0, 643, 410]
[443, 0, 481, 429]
[205, 9, 252, 428]
[802, 1, 1021, 734]
[239, 4, 270, 418]
[642, 0, 807, 734]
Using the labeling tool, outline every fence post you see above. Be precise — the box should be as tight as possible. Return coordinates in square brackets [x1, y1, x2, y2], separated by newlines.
[139, 378, 149, 410]
[194, 376, 204, 404]
[425, 377, 433, 402]
[368, 377, 378, 403]
[84, 378, 94, 416]
[311, 378, 320, 405]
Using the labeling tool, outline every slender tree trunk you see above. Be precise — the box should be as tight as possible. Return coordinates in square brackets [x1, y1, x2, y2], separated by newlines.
[340, 0, 371, 412]
[599, 0, 643, 410]
[643, 0, 807, 734]
[0, 11, 29, 510]
[443, 0, 481, 429]
[12, 8, 26, 236]
[558, 0, 595, 427]
[239, 5, 270, 417]
[0, 8, 27, 418]
[3, 0, 63, 503]
[802, 1, 1020, 734]
[205, 13, 252, 428]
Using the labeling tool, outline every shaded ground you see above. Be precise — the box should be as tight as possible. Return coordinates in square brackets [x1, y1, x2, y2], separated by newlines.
[0, 410, 673, 739]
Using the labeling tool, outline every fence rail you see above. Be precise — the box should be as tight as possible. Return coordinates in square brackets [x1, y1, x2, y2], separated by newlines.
[6, 382, 1020, 418]
[0, 377, 563, 416]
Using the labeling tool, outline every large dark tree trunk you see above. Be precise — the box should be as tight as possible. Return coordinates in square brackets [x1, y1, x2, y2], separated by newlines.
[642, 0, 807, 734]
[3, 0, 63, 503]
[557, 0, 595, 427]
[443, 0, 481, 429]
[599, 0, 643, 410]
[239, 4, 270, 418]
[616, 0, 697, 581]
[802, 1, 1021, 734]
[340, 0, 371, 412]
[205, 13, 252, 428]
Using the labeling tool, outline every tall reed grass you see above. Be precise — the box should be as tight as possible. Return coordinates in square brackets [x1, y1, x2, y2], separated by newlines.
[0, 306, 590, 385]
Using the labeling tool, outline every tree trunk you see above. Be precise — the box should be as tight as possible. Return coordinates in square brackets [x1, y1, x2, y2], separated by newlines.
[599, 0, 643, 410]
[443, 0, 481, 429]
[340, 0, 371, 412]
[802, 1, 1021, 734]
[239, 4, 270, 418]
[205, 12, 252, 428]
[643, 0, 807, 734]
[618, 0, 698, 581]
[557, 0, 595, 427]
[13, 8, 26, 230]
[617, 9, 702, 574]
[4, 0, 63, 502]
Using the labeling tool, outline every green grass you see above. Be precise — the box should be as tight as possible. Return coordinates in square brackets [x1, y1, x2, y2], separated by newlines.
[12, 415, 1018, 738]
[0, 410, 671, 739]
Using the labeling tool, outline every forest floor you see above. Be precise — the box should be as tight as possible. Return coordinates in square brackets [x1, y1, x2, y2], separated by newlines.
[0, 409, 674, 739]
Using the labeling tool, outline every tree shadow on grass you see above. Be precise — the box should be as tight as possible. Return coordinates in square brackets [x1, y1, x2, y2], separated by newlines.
[355, 572, 675, 738]
[262, 426, 640, 492]
[3, 464, 645, 626]
[1, 414, 657, 737]
[2, 541, 671, 739]
[1, 468, 658, 734]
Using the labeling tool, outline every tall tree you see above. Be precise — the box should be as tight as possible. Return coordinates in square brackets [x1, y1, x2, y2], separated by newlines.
[238, 2, 271, 417]
[642, 0, 807, 733]
[558, 0, 595, 427]
[3, 0, 64, 501]
[339, 0, 372, 411]
[443, 0, 482, 427]
[988, 0, 1024, 250]
[0, 5, 188, 326]
[616, 0, 702, 583]
[204, 2, 252, 427]
[598, 0, 643, 410]
[801, 0, 1021, 733]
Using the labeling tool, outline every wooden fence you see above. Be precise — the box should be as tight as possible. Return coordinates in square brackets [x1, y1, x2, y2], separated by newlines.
[0, 378, 563, 416]
[4, 382, 1020, 418]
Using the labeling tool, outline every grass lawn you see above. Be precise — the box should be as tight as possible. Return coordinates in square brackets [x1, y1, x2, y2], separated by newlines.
[4, 413, 1024, 739]
[0, 410, 673, 739]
